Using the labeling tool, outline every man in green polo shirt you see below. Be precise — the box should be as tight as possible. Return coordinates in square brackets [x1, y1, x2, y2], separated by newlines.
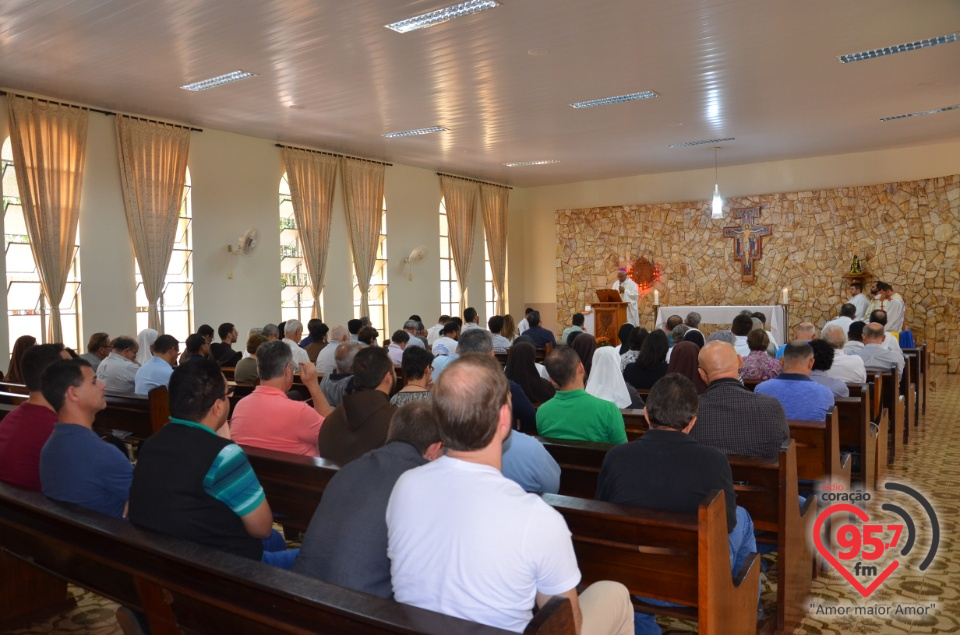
[536, 346, 628, 444]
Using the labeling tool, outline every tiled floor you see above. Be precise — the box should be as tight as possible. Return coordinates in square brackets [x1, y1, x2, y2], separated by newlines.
[10, 367, 959, 634]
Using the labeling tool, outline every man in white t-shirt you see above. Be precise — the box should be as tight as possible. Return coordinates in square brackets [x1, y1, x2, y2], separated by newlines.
[823, 303, 857, 335]
[426, 315, 449, 346]
[386, 354, 632, 635]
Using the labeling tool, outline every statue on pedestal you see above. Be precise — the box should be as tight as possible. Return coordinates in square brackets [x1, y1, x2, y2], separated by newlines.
[849, 255, 863, 275]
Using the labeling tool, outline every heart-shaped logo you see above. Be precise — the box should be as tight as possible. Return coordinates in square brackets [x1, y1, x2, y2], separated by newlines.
[813, 503, 900, 597]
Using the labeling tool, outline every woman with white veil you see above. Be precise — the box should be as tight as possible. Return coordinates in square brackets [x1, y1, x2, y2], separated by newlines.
[136, 328, 158, 366]
[586, 346, 645, 409]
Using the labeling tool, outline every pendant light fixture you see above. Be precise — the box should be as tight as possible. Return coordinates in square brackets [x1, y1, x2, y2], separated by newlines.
[711, 147, 723, 219]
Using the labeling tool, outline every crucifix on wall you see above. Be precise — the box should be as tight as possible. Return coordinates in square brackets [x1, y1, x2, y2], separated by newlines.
[723, 207, 772, 282]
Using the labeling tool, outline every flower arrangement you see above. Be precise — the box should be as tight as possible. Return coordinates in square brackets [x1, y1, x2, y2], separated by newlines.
[595, 336, 611, 347]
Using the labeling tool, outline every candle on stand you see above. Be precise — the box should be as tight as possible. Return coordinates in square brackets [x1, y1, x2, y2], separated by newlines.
[781, 287, 789, 304]
[653, 290, 660, 305]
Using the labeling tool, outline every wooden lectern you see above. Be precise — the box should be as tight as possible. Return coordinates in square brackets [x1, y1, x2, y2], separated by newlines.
[594, 289, 629, 346]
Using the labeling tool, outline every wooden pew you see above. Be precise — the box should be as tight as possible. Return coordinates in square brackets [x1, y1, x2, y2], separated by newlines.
[0, 482, 574, 635]
[835, 386, 875, 489]
[866, 368, 903, 465]
[539, 437, 813, 635]
[787, 407, 851, 492]
[92, 385, 170, 440]
[621, 408, 647, 441]
[546, 490, 761, 635]
[240, 445, 762, 633]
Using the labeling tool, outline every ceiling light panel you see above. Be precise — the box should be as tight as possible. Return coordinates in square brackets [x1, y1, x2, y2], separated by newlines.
[668, 137, 735, 148]
[386, 0, 501, 33]
[838, 31, 959, 63]
[879, 104, 960, 122]
[503, 160, 560, 167]
[383, 126, 448, 138]
[180, 70, 257, 92]
[570, 91, 658, 109]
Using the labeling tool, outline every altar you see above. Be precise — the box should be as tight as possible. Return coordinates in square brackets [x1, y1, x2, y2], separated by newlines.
[655, 305, 788, 344]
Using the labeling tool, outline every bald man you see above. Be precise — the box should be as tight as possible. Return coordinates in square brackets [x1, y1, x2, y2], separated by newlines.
[690, 341, 789, 460]
[775, 322, 816, 359]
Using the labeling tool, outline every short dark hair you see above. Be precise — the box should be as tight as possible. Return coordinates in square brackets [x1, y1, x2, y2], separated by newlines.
[747, 329, 769, 352]
[168, 359, 226, 422]
[527, 311, 541, 327]
[665, 315, 684, 330]
[153, 335, 179, 355]
[392, 330, 410, 345]
[387, 401, 442, 454]
[572, 313, 584, 326]
[86, 332, 110, 354]
[646, 374, 699, 431]
[488, 315, 504, 333]
[839, 303, 857, 318]
[307, 319, 328, 340]
[544, 346, 580, 387]
[197, 324, 215, 338]
[41, 359, 91, 413]
[809, 339, 835, 371]
[358, 326, 379, 345]
[849, 282, 862, 292]
[731, 314, 754, 336]
[257, 340, 293, 380]
[246, 333, 269, 355]
[782, 341, 814, 364]
[217, 323, 234, 340]
[401, 346, 433, 381]
[629, 327, 649, 352]
[111, 336, 137, 352]
[347, 319, 363, 335]
[869, 309, 887, 326]
[441, 321, 460, 336]
[433, 354, 508, 452]
[464, 307, 478, 323]
[408, 314, 422, 323]
[458, 329, 493, 354]
[524, 308, 534, 316]
[847, 321, 866, 343]
[352, 346, 394, 391]
[22, 344, 66, 392]
[751, 312, 767, 324]
[185, 333, 207, 354]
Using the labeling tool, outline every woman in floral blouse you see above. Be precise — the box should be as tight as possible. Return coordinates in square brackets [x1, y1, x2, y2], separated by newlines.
[739, 329, 781, 381]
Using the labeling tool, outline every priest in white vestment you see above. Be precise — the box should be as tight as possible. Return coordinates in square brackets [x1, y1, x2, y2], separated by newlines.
[612, 268, 640, 326]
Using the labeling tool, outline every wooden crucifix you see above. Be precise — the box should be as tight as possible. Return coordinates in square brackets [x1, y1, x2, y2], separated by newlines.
[723, 207, 772, 282]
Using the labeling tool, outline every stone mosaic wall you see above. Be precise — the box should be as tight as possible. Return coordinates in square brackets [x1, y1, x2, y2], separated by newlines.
[556, 174, 960, 372]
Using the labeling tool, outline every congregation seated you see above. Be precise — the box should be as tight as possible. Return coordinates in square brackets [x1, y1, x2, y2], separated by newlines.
[488, 315, 513, 353]
[135, 328, 157, 367]
[230, 340, 331, 457]
[358, 325, 379, 347]
[662, 314, 683, 346]
[425, 314, 449, 345]
[134, 334, 179, 395]
[431, 319, 460, 357]
[300, 319, 330, 362]
[321, 340, 362, 407]
[129, 359, 298, 569]
[461, 306, 482, 331]
[0, 344, 71, 490]
[730, 314, 754, 357]
[844, 320, 866, 354]
[537, 346, 627, 444]
[79, 331, 110, 371]
[389, 346, 433, 407]
[315, 325, 349, 375]
[820, 324, 867, 383]
[808, 338, 849, 397]
[234, 333, 267, 383]
[386, 329, 409, 365]
[596, 373, 758, 635]
[317, 346, 397, 465]
[738, 329, 781, 381]
[666, 341, 707, 393]
[505, 341, 556, 405]
[401, 318, 427, 349]
[623, 329, 669, 390]
[586, 346, 644, 409]
[619, 326, 646, 371]
[96, 336, 140, 394]
[774, 322, 815, 359]
[823, 302, 857, 335]
[852, 322, 905, 374]
[40, 358, 133, 518]
[755, 341, 835, 420]
[183, 332, 210, 363]
[209, 322, 243, 367]
[387, 353, 633, 634]
[282, 319, 311, 364]
[570, 332, 597, 380]
[561, 311, 585, 345]
[869, 309, 906, 353]
[523, 311, 557, 349]
[690, 341, 788, 460]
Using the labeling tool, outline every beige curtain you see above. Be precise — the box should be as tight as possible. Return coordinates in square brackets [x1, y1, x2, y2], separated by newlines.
[116, 116, 191, 331]
[480, 183, 509, 315]
[6, 95, 89, 343]
[341, 158, 385, 317]
[282, 149, 339, 321]
[440, 176, 479, 308]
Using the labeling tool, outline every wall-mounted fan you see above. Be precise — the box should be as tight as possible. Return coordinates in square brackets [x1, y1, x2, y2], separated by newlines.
[401, 246, 428, 281]
[230, 228, 260, 255]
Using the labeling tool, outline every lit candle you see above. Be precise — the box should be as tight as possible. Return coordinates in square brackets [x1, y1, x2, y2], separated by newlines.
[653, 290, 660, 305]
[782, 287, 789, 304]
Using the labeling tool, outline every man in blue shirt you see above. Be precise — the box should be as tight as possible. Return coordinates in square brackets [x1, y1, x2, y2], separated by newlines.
[523, 311, 557, 349]
[40, 359, 133, 518]
[134, 334, 179, 395]
[755, 341, 834, 421]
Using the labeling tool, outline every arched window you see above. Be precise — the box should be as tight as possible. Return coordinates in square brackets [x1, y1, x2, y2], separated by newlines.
[2, 137, 82, 351]
[135, 168, 193, 339]
[279, 174, 320, 323]
[353, 199, 389, 336]
[439, 198, 460, 319]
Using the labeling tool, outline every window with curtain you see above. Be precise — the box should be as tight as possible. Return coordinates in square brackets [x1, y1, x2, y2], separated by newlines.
[135, 168, 193, 340]
[2, 137, 82, 351]
[439, 198, 460, 319]
[280, 174, 321, 323]
[483, 230, 500, 324]
[352, 199, 388, 336]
